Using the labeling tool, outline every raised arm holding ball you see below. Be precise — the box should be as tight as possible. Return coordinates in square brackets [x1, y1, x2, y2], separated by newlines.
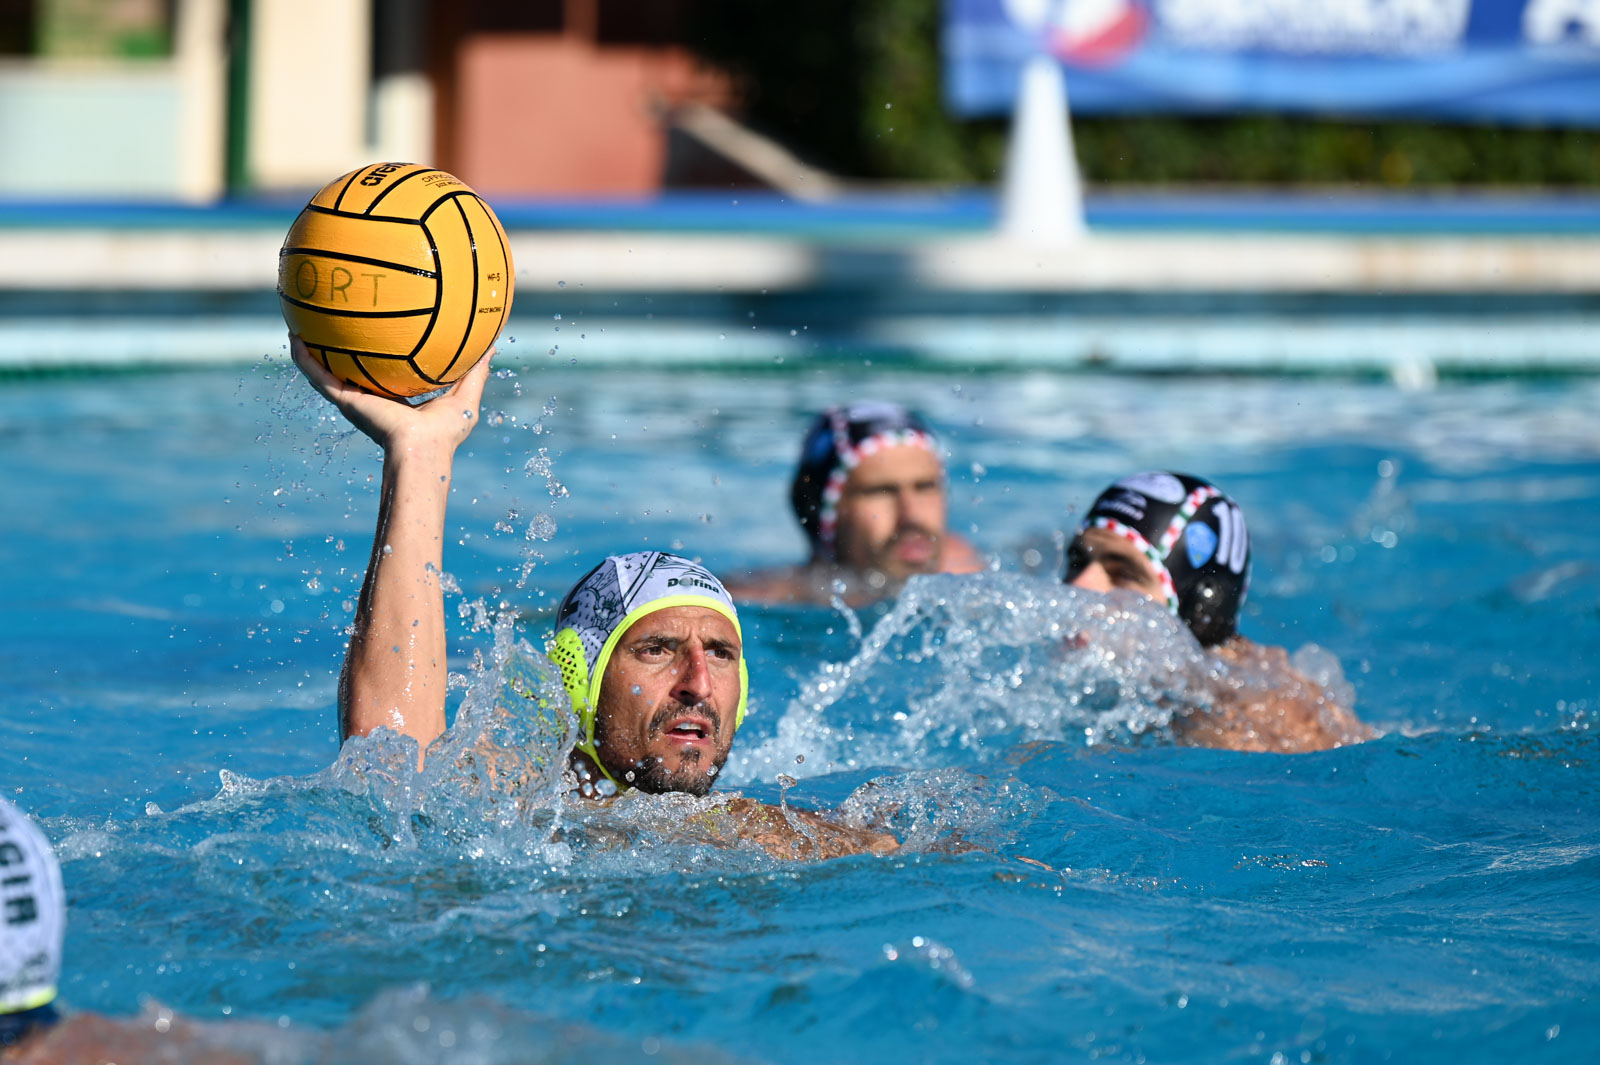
[283, 164, 896, 860]
[291, 338, 487, 753]
[291, 338, 896, 861]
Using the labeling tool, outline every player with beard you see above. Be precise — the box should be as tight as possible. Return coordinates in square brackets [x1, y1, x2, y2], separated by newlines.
[290, 339, 895, 860]
[1064, 471, 1372, 752]
[725, 402, 985, 604]
[549, 551, 750, 798]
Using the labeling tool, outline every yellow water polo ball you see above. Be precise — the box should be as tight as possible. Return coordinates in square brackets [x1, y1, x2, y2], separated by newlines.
[278, 162, 515, 398]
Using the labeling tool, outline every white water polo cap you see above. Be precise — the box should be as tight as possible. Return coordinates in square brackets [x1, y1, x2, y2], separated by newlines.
[0, 799, 65, 1014]
[548, 552, 748, 787]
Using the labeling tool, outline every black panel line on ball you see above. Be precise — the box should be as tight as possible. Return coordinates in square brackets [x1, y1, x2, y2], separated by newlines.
[436, 195, 480, 381]
[409, 355, 442, 386]
[364, 167, 443, 215]
[419, 189, 479, 224]
[280, 247, 437, 278]
[301, 202, 428, 226]
[346, 356, 407, 398]
[313, 342, 415, 361]
[405, 216, 446, 360]
[278, 294, 432, 319]
[332, 167, 366, 213]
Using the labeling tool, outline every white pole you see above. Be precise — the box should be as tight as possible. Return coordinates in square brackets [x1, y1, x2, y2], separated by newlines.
[998, 52, 1086, 242]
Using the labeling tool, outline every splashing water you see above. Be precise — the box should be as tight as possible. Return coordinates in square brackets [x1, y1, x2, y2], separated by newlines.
[728, 572, 1228, 782]
[8, 366, 1597, 1064]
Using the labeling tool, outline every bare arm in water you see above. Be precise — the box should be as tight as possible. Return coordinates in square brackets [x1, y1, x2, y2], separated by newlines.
[291, 337, 491, 762]
[1175, 637, 1374, 753]
[688, 797, 900, 859]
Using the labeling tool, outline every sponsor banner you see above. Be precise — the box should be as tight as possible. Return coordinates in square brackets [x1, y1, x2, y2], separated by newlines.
[945, 0, 1600, 124]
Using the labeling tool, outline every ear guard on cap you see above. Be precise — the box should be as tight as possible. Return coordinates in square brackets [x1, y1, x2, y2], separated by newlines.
[549, 601, 749, 790]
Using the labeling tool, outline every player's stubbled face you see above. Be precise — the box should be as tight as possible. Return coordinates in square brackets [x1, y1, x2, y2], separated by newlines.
[833, 445, 948, 580]
[1065, 526, 1169, 602]
[593, 606, 741, 795]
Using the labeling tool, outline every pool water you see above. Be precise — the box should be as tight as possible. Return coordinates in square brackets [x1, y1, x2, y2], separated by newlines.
[2, 355, 1597, 1063]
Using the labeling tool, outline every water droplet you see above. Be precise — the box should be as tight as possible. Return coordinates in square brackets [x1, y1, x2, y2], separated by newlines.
[381, 544, 393, 555]
[631, 684, 642, 695]
[557, 280, 566, 289]
[526, 513, 557, 541]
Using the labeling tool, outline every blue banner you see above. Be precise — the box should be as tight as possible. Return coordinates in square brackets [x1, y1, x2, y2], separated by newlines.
[945, 0, 1600, 124]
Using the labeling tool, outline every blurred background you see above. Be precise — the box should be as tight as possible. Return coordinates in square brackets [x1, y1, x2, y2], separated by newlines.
[1, 0, 1598, 200]
[0, 0, 1597, 375]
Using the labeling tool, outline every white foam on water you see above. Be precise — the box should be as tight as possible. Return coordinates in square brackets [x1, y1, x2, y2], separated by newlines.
[726, 572, 1221, 783]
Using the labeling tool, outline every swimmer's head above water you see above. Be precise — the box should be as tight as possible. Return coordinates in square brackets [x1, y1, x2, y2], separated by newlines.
[1065, 472, 1252, 647]
[549, 552, 748, 796]
[790, 402, 951, 581]
[0, 798, 64, 1047]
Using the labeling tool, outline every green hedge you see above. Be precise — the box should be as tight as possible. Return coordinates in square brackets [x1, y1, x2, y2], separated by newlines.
[688, 0, 1600, 188]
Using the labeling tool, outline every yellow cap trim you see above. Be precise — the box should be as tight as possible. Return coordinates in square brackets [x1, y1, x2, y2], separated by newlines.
[550, 594, 748, 791]
[0, 985, 58, 1014]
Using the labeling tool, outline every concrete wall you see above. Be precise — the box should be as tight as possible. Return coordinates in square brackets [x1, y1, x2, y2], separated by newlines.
[0, 63, 182, 197]
[0, 0, 225, 201]
[244, 0, 371, 190]
[450, 34, 725, 197]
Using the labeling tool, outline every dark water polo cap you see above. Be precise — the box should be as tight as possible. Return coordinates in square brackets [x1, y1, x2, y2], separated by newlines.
[1067, 471, 1251, 646]
[790, 401, 939, 559]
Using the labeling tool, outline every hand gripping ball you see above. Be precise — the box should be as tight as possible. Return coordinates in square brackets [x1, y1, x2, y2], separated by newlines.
[279, 163, 515, 397]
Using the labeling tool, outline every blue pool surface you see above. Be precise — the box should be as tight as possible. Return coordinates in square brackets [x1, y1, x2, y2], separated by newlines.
[5, 187, 1600, 235]
[2, 354, 1597, 1062]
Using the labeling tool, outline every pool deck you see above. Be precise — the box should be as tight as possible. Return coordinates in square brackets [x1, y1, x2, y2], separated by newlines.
[2, 191, 1599, 376]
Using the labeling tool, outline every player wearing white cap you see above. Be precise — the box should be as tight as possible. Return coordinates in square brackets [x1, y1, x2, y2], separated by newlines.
[0, 798, 64, 1049]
